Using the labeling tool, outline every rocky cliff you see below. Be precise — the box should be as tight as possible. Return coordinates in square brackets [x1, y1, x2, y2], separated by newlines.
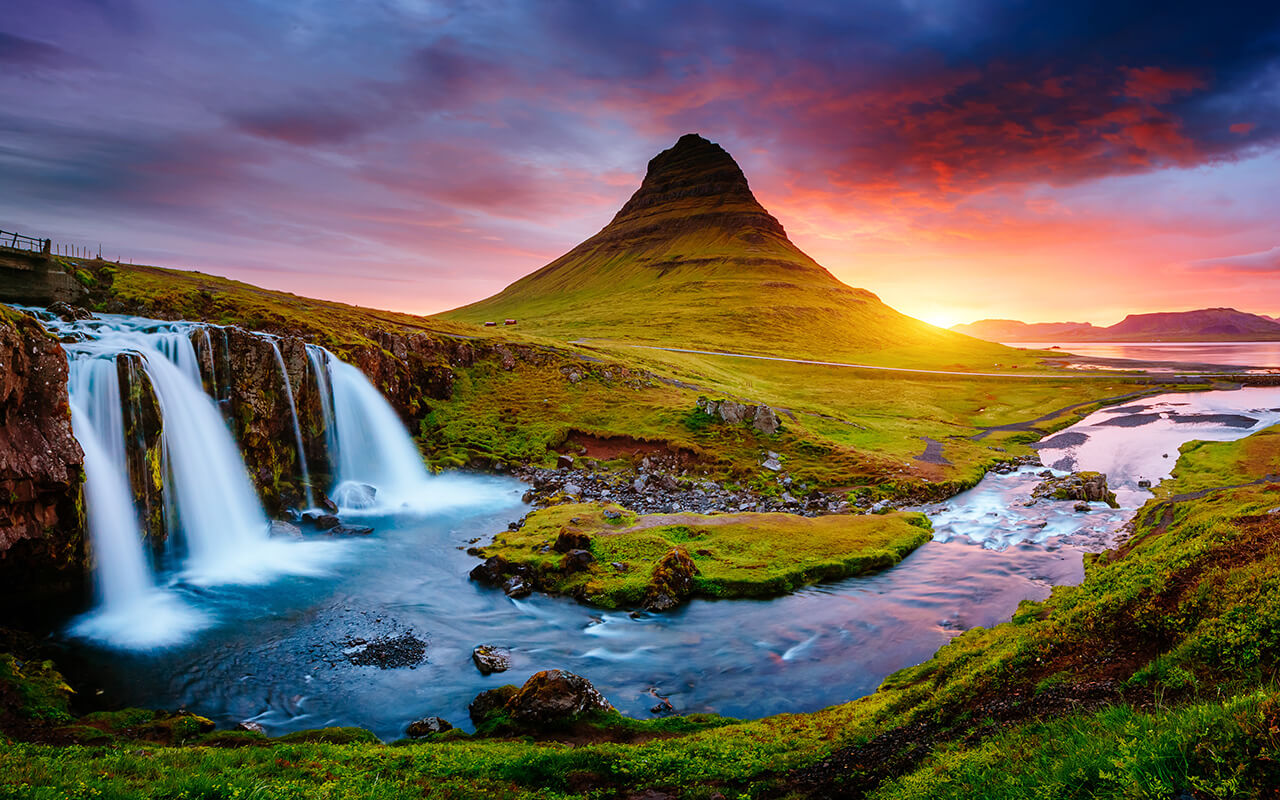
[0, 307, 85, 618]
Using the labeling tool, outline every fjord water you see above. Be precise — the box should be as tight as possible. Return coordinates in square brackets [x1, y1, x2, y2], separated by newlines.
[54, 317, 1280, 738]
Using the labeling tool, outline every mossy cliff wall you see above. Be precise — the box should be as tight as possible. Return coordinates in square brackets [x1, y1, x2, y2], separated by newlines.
[0, 308, 85, 619]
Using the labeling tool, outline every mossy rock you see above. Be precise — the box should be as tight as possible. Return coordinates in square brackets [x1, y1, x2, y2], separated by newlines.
[0, 654, 73, 724]
[275, 726, 379, 745]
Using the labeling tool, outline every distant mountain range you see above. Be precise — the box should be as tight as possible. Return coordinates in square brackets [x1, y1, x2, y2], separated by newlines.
[953, 308, 1280, 342]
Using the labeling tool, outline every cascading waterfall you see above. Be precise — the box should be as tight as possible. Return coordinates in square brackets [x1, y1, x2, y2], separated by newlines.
[268, 339, 314, 508]
[26, 308, 504, 649]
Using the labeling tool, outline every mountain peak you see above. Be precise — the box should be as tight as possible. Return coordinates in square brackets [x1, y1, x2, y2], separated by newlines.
[608, 134, 785, 238]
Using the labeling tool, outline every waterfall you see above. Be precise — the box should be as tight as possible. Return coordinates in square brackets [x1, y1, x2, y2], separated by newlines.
[25, 308, 501, 648]
[307, 348, 432, 510]
[67, 390, 208, 649]
[269, 339, 314, 508]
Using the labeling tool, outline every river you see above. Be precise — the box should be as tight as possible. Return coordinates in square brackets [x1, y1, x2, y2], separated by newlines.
[59, 376, 1280, 739]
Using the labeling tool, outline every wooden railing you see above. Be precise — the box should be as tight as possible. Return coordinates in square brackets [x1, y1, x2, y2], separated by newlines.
[0, 229, 51, 254]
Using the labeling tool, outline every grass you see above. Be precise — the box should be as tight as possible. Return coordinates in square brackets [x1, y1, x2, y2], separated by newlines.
[474, 502, 933, 607]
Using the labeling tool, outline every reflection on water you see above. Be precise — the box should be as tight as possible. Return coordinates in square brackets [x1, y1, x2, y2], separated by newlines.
[1007, 341, 1280, 368]
[64, 388, 1280, 740]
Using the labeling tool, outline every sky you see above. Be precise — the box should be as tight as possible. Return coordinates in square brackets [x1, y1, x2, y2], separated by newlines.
[1, 0, 1278, 328]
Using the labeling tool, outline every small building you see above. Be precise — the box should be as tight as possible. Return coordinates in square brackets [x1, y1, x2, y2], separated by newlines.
[504, 319, 517, 325]
[484, 321, 497, 327]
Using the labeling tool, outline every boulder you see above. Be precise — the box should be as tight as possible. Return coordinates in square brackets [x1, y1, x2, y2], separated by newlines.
[503, 575, 532, 598]
[643, 547, 699, 611]
[751, 405, 781, 435]
[506, 669, 614, 726]
[556, 454, 575, 470]
[469, 685, 519, 727]
[761, 451, 783, 472]
[472, 645, 512, 675]
[1032, 471, 1119, 509]
[236, 721, 267, 734]
[268, 521, 302, 538]
[301, 512, 341, 530]
[405, 716, 453, 738]
[561, 549, 595, 573]
[553, 529, 592, 552]
[469, 556, 510, 586]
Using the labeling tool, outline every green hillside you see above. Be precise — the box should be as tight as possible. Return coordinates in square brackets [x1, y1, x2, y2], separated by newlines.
[443, 134, 1033, 370]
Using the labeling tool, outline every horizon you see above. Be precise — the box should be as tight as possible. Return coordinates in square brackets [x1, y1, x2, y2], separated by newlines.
[2, 1, 1279, 327]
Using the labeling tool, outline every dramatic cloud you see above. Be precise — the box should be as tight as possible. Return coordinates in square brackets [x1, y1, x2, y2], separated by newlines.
[1, 0, 1278, 321]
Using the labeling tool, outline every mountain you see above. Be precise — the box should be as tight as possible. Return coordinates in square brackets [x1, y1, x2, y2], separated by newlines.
[442, 134, 1021, 367]
[951, 319, 1101, 341]
[953, 308, 1280, 342]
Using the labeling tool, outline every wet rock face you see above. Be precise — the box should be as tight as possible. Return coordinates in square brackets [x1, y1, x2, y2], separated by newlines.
[117, 353, 165, 547]
[0, 309, 86, 615]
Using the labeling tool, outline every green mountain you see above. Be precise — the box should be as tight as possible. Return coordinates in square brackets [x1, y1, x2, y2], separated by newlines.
[442, 134, 1023, 368]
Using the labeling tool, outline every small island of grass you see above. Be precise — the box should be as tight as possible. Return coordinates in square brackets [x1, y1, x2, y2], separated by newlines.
[470, 502, 932, 610]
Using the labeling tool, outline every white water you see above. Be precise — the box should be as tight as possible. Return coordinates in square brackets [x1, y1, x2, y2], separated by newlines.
[269, 339, 314, 508]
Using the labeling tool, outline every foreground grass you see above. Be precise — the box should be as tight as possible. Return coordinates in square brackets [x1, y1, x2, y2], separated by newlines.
[475, 502, 932, 607]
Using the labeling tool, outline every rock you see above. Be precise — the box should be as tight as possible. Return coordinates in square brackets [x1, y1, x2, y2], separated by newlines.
[1138, 479, 1152, 488]
[761, 451, 783, 471]
[472, 645, 512, 675]
[633, 477, 647, 492]
[556, 454, 575, 470]
[561, 549, 596, 573]
[553, 529, 592, 552]
[405, 716, 453, 738]
[332, 482, 377, 509]
[319, 495, 339, 513]
[610, 561, 629, 572]
[0, 309, 86, 608]
[302, 512, 341, 530]
[328, 524, 374, 536]
[469, 685, 519, 727]
[470, 556, 511, 585]
[503, 575, 532, 598]
[656, 474, 679, 493]
[504, 669, 614, 726]
[562, 482, 582, 497]
[1074, 502, 1092, 512]
[1033, 471, 1119, 508]
[751, 405, 781, 435]
[268, 520, 302, 538]
[47, 301, 90, 322]
[236, 721, 267, 735]
[718, 401, 749, 424]
[643, 547, 699, 611]
[602, 508, 622, 521]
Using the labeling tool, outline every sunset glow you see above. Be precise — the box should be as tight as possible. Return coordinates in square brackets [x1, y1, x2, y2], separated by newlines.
[1, 1, 1278, 324]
